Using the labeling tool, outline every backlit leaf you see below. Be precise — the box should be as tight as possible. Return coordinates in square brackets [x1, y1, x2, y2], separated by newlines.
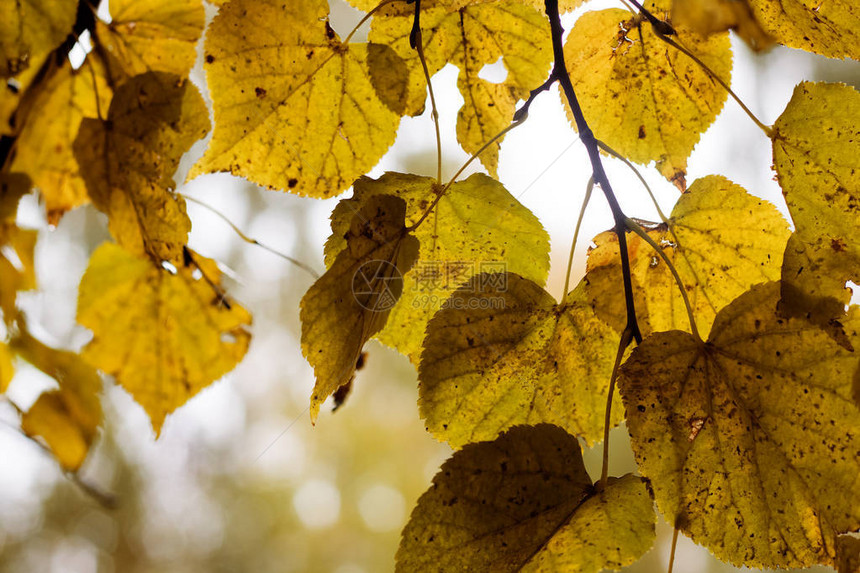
[396, 424, 655, 572]
[190, 0, 400, 197]
[325, 172, 549, 359]
[10, 58, 111, 222]
[562, 9, 731, 187]
[301, 194, 419, 422]
[12, 330, 102, 472]
[772, 82, 860, 330]
[77, 242, 252, 435]
[0, 223, 37, 320]
[0, 342, 12, 393]
[620, 282, 860, 568]
[0, 0, 76, 77]
[74, 71, 209, 262]
[419, 273, 621, 447]
[369, 1, 552, 175]
[748, 0, 860, 60]
[96, 0, 205, 79]
[672, 0, 774, 51]
[586, 175, 789, 337]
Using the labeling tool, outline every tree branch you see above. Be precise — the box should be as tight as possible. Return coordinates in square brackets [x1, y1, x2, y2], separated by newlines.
[544, 0, 642, 345]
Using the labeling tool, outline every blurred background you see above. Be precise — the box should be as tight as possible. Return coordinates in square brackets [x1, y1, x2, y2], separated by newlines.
[1, 1, 858, 571]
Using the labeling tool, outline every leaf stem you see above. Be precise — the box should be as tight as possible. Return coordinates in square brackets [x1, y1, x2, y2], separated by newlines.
[412, 23, 443, 184]
[625, 217, 702, 342]
[342, 0, 397, 45]
[667, 525, 680, 573]
[596, 139, 673, 221]
[562, 176, 593, 298]
[545, 0, 642, 345]
[599, 326, 633, 491]
[654, 32, 773, 137]
[181, 194, 320, 279]
[408, 119, 523, 232]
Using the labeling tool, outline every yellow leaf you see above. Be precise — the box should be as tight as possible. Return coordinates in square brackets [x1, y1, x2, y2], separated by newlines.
[347, 0, 583, 15]
[74, 72, 210, 262]
[419, 274, 621, 447]
[562, 9, 731, 187]
[301, 194, 419, 422]
[586, 175, 789, 337]
[12, 330, 102, 472]
[0, 342, 12, 393]
[190, 0, 400, 197]
[772, 82, 860, 329]
[96, 0, 205, 79]
[0, 223, 37, 320]
[672, 0, 774, 51]
[0, 0, 76, 77]
[749, 0, 860, 60]
[10, 58, 112, 222]
[369, 1, 552, 174]
[620, 282, 860, 568]
[326, 172, 549, 359]
[77, 242, 252, 435]
[396, 424, 655, 572]
[0, 172, 31, 221]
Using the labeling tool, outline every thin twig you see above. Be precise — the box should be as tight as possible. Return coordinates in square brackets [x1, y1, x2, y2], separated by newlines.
[545, 0, 642, 345]
[667, 525, 680, 573]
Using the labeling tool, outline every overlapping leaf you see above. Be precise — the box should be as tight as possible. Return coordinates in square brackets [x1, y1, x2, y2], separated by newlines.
[748, 0, 860, 60]
[586, 175, 789, 338]
[10, 58, 111, 222]
[325, 172, 549, 359]
[419, 273, 621, 448]
[74, 71, 209, 262]
[562, 8, 731, 188]
[347, 0, 583, 11]
[12, 330, 102, 471]
[191, 0, 401, 197]
[772, 82, 860, 331]
[672, 0, 774, 51]
[369, 1, 552, 175]
[96, 0, 205, 79]
[397, 424, 655, 572]
[302, 194, 419, 422]
[77, 242, 252, 435]
[0, 0, 76, 77]
[620, 282, 860, 568]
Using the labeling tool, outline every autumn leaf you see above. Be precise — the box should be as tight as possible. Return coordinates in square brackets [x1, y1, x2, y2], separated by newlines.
[419, 273, 621, 448]
[0, 0, 76, 77]
[772, 82, 860, 330]
[301, 194, 419, 422]
[10, 57, 111, 222]
[369, 1, 552, 175]
[396, 424, 655, 572]
[561, 8, 731, 187]
[325, 172, 549, 359]
[95, 0, 205, 79]
[74, 71, 209, 262]
[672, 0, 774, 51]
[0, 172, 31, 221]
[620, 282, 860, 568]
[748, 0, 860, 60]
[0, 223, 37, 320]
[586, 175, 789, 337]
[11, 329, 102, 472]
[77, 242, 252, 435]
[0, 342, 12, 393]
[190, 0, 401, 197]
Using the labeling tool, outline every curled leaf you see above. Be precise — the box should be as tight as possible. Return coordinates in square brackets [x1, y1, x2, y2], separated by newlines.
[301, 194, 419, 422]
